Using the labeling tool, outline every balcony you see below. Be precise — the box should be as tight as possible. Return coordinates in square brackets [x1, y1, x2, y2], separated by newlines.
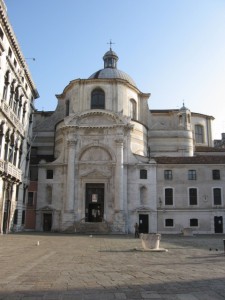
[0, 100, 25, 136]
[0, 158, 22, 182]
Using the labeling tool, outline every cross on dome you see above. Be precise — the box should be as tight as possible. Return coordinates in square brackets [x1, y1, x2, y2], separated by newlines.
[107, 39, 115, 51]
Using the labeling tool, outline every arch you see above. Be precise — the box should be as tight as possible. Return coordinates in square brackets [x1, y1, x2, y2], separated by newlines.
[80, 145, 112, 162]
[91, 88, 105, 109]
[79, 143, 115, 162]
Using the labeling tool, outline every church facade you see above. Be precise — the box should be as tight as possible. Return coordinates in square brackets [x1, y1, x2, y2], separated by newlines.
[28, 48, 225, 234]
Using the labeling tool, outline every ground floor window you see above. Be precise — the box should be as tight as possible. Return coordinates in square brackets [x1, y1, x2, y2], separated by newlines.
[190, 218, 198, 227]
[165, 218, 174, 227]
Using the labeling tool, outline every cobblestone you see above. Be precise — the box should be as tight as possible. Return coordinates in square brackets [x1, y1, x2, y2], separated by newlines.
[0, 233, 225, 299]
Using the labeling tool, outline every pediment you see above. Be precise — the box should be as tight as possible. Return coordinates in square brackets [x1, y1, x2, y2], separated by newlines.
[38, 205, 53, 211]
[133, 206, 155, 212]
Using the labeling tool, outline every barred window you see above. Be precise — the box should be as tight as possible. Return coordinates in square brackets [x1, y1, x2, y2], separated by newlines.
[165, 219, 174, 227]
[190, 218, 198, 227]
[140, 169, 147, 179]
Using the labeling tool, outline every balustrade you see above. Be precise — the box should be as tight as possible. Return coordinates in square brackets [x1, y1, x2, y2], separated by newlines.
[0, 158, 22, 182]
[0, 100, 25, 135]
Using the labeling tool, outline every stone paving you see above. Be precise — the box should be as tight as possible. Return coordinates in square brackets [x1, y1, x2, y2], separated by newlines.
[0, 233, 225, 299]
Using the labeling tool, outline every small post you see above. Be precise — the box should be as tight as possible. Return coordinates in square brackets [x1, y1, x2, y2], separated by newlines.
[223, 239, 225, 254]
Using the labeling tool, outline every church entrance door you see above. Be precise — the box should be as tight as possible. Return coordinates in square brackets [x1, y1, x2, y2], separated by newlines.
[86, 183, 104, 222]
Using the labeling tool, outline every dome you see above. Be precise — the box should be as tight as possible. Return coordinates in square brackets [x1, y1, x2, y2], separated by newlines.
[88, 48, 137, 87]
[89, 68, 137, 87]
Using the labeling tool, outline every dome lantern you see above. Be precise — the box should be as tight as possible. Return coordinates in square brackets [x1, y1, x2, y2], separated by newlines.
[103, 49, 118, 69]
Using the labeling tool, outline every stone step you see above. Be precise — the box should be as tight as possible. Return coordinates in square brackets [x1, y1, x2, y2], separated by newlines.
[75, 222, 111, 234]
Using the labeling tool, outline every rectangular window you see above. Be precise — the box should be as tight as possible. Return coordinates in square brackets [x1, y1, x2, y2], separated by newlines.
[195, 125, 204, 143]
[213, 188, 222, 205]
[140, 169, 147, 179]
[165, 188, 173, 205]
[28, 192, 34, 206]
[189, 188, 197, 205]
[46, 169, 53, 179]
[190, 218, 198, 227]
[164, 170, 172, 180]
[188, 170, 197, 180]
[165, 219, 174, 227]
[212, 170, 220, 180]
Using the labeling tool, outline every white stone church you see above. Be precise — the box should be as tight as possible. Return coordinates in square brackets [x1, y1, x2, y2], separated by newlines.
[27, 48, 225, 234]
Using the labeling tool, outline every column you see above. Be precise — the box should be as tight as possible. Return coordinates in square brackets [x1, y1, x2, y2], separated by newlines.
[115, 139, 124, 211]
[65, 139, 76, 211]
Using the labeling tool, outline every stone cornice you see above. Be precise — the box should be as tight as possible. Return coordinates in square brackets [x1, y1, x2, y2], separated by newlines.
[0, 3, 39, 99]
[56, 78, 150, 99]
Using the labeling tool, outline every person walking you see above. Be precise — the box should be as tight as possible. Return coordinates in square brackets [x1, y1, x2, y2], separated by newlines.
[134, 222, 139, 238]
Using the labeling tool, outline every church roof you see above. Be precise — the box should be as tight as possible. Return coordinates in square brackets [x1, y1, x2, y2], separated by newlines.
[88, 48, 137, 87]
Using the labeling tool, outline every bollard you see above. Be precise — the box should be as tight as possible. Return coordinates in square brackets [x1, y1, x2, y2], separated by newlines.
[223, 239, 225, 254]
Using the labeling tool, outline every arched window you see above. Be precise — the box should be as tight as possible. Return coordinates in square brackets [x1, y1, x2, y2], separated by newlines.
[91, 88, 105, 109]
[22, 102, 27, 124]
[3, 70, 10, 101]
[65, 99, 70, 116]
[195, 125, 204, 143]
[140, 186, 147, 205]
[4, 129, 10, 161]
[13, 86, 20, 113]
[46, 185, 52, 204]
[9, 79, 15, 107]
[130, 99, 137, 119]
[18, 95, 23, 119]
[0, 122, 4, 158]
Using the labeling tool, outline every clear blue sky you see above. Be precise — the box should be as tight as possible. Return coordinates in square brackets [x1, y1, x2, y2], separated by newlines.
[4, 0, 225, 139]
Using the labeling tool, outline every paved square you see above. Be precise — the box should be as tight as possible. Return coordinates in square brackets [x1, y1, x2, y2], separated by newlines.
[0, 233, 225, 299]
